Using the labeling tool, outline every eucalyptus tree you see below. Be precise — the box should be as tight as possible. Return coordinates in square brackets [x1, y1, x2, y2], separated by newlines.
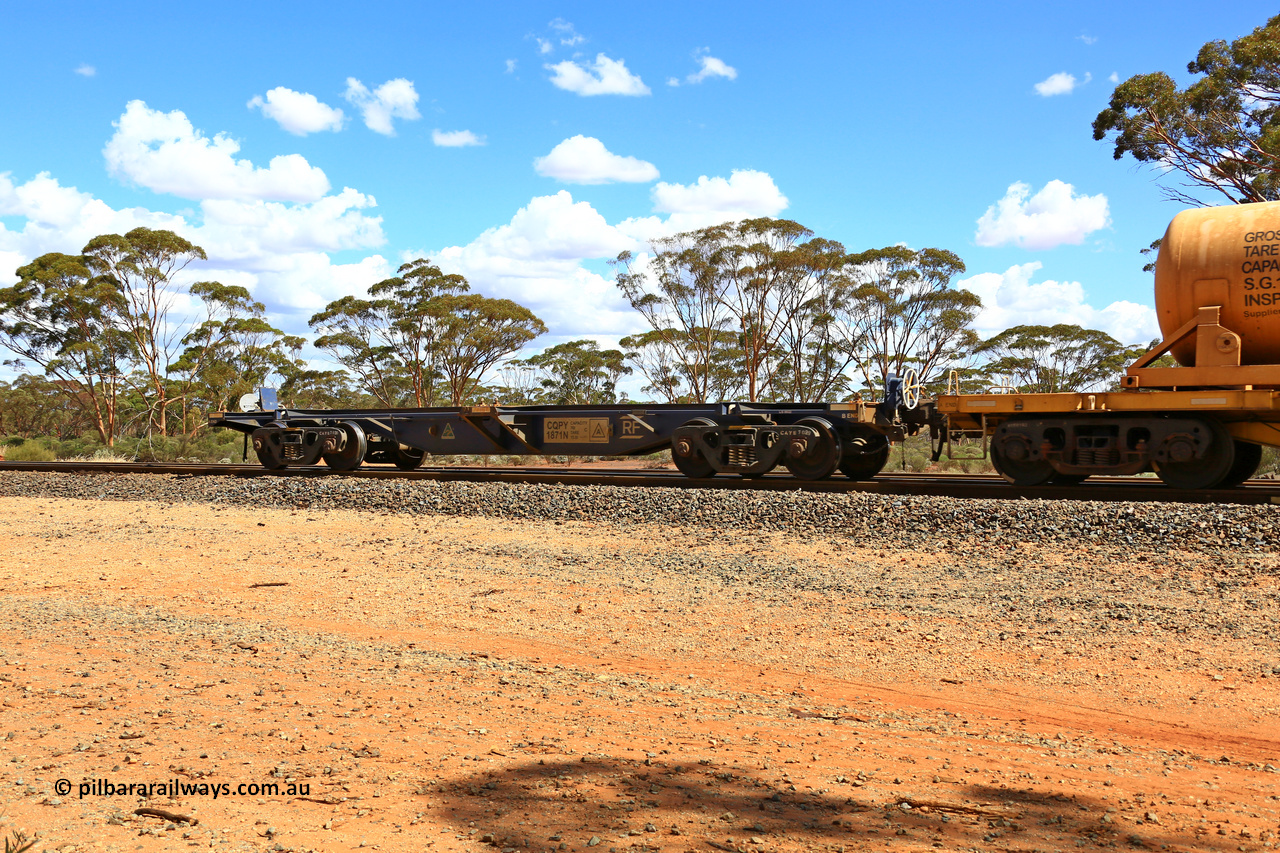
[769, 237, 859, 402]
[432, 294, 546, 405]
[0, 252, 133, 444]
[613, 234, 734, 403]
[366, 258, 469, 406]
[619, 328, 745, 403]
[845, 246, 979, 393]
[82, 228, 208, 434]
[976, 324, 1147, 393]
[521, 340, 631, 405]
[1093, 12, 1280, 205]
[618, 330, 685, 402]
[616, 218, 854, 402]
[308, 294, 408, 407]
[0, 374, 93, 439]
[311, 258, 545, 407]
[278, 367, 361, 409]
[699, 218, 840, 402]
[168, 282, 294, 429]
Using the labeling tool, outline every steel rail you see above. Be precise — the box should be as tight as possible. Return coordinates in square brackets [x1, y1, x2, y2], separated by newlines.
[1, 460, 1278, 505]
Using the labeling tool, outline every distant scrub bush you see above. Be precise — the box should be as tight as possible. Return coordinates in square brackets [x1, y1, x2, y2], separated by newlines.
[5, 440, 56, 462]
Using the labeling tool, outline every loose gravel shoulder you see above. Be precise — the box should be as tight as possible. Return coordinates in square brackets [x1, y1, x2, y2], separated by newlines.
[0, 472, 1278, 853]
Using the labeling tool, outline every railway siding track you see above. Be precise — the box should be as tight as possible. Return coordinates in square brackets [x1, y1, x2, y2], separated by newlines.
[2, 460, 1279, 504]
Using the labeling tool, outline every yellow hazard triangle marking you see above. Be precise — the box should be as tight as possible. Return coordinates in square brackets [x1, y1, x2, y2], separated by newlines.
[442, 423, 455, 439]
[590, 421, 607, 440]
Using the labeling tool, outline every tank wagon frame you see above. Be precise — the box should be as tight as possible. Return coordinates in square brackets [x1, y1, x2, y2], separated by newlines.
[209, 381, 933, 482]
[937, 201, 1280, 490]
[935, 384, 1280, 490]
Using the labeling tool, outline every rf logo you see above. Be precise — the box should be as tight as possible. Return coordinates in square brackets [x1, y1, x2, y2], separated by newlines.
[621, 419, 639, 437]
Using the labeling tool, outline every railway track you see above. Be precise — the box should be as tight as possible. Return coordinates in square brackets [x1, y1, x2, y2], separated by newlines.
[2, 460, 1278, 504]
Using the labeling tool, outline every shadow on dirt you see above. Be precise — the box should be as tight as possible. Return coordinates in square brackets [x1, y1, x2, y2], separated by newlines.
[422, 755, 1238, 852]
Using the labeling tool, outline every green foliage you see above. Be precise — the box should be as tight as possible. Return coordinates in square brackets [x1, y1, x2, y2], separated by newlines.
[311, 258, 546, 407]
[309, 293, 409, 407]
[0, 375, 97, 438]
[615, 218, 857, 402]
[884, 433, 995, 475]
[845, 245, 976, 392]
[1259, 446, 1280, 477]
[516, 339, 631, 404]
[616, 219, 977, 402]
[0, 252, 131, 443]
[108, 429, 245, 463]
[168, 281, 294, 430]
[278, 368, 363, 409]
[975, 324, 1147, 393]
[433, 293, 547, 404]
[3, 439, 56, 462]
[618, 328, 744, 402]
[1093, 13, 1280, 205]
[82, 227, 208, 434]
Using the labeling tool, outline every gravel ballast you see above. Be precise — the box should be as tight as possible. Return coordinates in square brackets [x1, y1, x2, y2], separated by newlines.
[1, 470, 1277, 554]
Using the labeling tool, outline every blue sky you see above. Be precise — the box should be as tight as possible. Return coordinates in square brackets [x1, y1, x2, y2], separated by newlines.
[2, 1, 1277, 387]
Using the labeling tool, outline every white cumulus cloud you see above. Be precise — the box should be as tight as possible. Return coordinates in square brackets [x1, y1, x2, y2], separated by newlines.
[0, 168, 386, 320]
[75, 64, 96, 77]
[432, 129, 486, 148]
[1034, 71, 1090, 96]
[343, 78, 421, 135]
[197, 188, 383, 261]
[960, 262, 1159, 344]
[639, 169, 788, 233]
[248, 87, 345, 135]
[974, 180, 1109, 250]
[685, 49, 737, 84]
[546, 54, 650, 96]
[429, 168, 793, 337]
[432, 191, 641, 335]
[505, 59, 517, 73]
[103, 100, 331, 202]
[0, 171, 185, 288]
[534, 136, 658, 184]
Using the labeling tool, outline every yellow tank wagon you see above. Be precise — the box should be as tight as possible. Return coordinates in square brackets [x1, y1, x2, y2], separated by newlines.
[938, 201, 1280, 490]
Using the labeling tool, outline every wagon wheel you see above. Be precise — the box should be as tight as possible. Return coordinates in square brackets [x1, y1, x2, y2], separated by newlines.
[254, 422, 287, 470]
[784, 417, 843, 481]
[990, 431, 1054, 486]
[254, 445, 287, 470]
[1217, 440, 1261, 489]
[838, 425, 890, 481]
[1153, 419, 1235, 490]
[323, 421, 368, 472]
[390, 444, 426, 471]
[901, 367, 923, 411]
[671, 417, 717, 479]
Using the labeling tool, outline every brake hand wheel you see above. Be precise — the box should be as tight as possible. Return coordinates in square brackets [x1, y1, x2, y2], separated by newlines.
[901, 367, 923, 411]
